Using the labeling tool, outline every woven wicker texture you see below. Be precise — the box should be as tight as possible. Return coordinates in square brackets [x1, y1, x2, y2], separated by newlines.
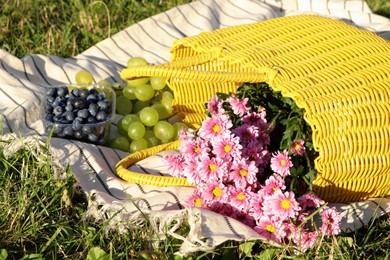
[118, 14, 390, 202]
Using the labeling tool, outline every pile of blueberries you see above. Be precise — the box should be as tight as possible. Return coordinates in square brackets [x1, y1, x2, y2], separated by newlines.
[44, 85, 113, 144]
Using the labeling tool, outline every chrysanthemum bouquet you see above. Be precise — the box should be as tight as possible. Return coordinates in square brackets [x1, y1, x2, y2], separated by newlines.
[164, 82, 341, 252]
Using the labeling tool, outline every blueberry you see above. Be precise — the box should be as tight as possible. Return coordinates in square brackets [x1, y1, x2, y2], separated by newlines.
[53, 115, 61, 122]
[77, 109, 90, 119]
[45, 114, 55, 122]
[82, 125, 94, 134]
[73, 98, 86, 109]
[88, 133, 99, 142]
[87, 117, 97, 123]
[53, 106, 64, 116]
[88, 103, 99, 116]
[57, 86, 69, 97]
[46, 87, 57, 97]
[74, 131, 84, 139]
[65, 104, 73, 111]
[65, 111, 76, 122]
[79, 89, 89, 99]
[47, 95, 56, 104]
[72, 117, 84, 131]
[87, 94, 97, 103]
[96, 111, 107, 121]
[45, 104, 53, 114]
[53, 124, 64, 135]
[97, 100, 111, 111]
[97, 92, 107, 101]
[71, 88, 80, 97]
[63, 126, 74, 136]
[89, 88, 99, 95]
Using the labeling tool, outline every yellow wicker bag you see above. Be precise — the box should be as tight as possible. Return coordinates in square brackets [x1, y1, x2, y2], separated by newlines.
[116, 14, 390, 203]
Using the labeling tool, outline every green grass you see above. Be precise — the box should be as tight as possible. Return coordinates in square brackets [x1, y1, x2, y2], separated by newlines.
[0, 0, 389, 259]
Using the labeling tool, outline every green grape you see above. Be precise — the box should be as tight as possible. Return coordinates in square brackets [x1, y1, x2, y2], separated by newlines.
[139, 107, 159, 127]
[135, 84, 155, 101]
[153, 121, 175, 141]
[130, 138, 148, 153]
[123, 85, 137, 100]
[161, 91, 174, 111]
[151, 103, 173, 120]
[173, 122, 189, 140]
[161, 90, 174, 100]
[75, 70, 94, 84]
[116, 95, 133, 114]
[150, 76, 167, 90]
[107, 135, 130, 151]
[127, 57, 148, 67]
[98, 79, 112, 88]
[120, 114, 141, 131]
[127, 78, 150, 87]
[117, 118, 129, 136]
[133, 100, 151, 114]
[126, 57, 149, 87]
[127, 121, 146, 140]
[144, 129, 160, 147]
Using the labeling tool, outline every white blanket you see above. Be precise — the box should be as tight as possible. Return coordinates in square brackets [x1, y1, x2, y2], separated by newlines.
[1, 0, 389, 255]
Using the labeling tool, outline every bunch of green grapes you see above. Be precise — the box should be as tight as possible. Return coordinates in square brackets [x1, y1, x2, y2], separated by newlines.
[74, 57, 189, 153]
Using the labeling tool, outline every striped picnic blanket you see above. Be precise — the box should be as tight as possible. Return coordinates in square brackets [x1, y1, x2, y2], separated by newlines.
[1, 0, 389, 255]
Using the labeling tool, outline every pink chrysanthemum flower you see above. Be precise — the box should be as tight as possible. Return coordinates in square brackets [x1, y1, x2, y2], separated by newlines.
[319, 206, 342, 237]
[202, 181, 227, 204]
[227, 96, 251, 117]
[164, 153, 185, 178]
[291, 228, 318, 252]
[233, 124, 260, 143]
[263, 190, 301, 220]
[297, 193, 325, 210]
[254, 215, 287, 243]
[207, 95, 225, 116]
[290, 139, 305, 156]
[229, 186, 252, 211]
[196, 155, 226, 182]
[270, 150, 293, 177]
[249, 191, 265, 221]
[197, 114, 233, 140]
[180, 137, 209, 159]
[261, 173, 286, 196]
[182, 158, 203, 185]
[211, 133, 242, 160]
[229, 159, 258, 189]
[242, 109, 268, 130]
[186, 189, 205, 208]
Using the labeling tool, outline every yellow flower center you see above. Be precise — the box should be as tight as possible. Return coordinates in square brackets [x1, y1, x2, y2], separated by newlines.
[294, 144, 301, 151]
[272, 187, 279, 191]
[193, 146, 201, 153]
[194, 197, 203, 207]
[212, 124, 221, 133]
[266, 224, 276, 233]
[239, 168, 248, 177]
[280, 159, 286, 166]
[209, 163, 217, 171]
[236, 192, 245, 201]
[213, 187, 223, 197]
[223, 145, 232, 153]
[281, 199, 291, 209]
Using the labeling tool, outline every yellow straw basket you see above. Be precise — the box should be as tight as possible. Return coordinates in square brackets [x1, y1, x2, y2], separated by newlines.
[116, 14, 390, 203]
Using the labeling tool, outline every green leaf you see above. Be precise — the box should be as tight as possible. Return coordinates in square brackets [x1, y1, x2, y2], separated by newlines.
[239, 241, 256, 258]
[20, 254, 44, 260]
[86, 247, 110, 260]
[255, 248, 280, 260]
[0, 249, 8, 260]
